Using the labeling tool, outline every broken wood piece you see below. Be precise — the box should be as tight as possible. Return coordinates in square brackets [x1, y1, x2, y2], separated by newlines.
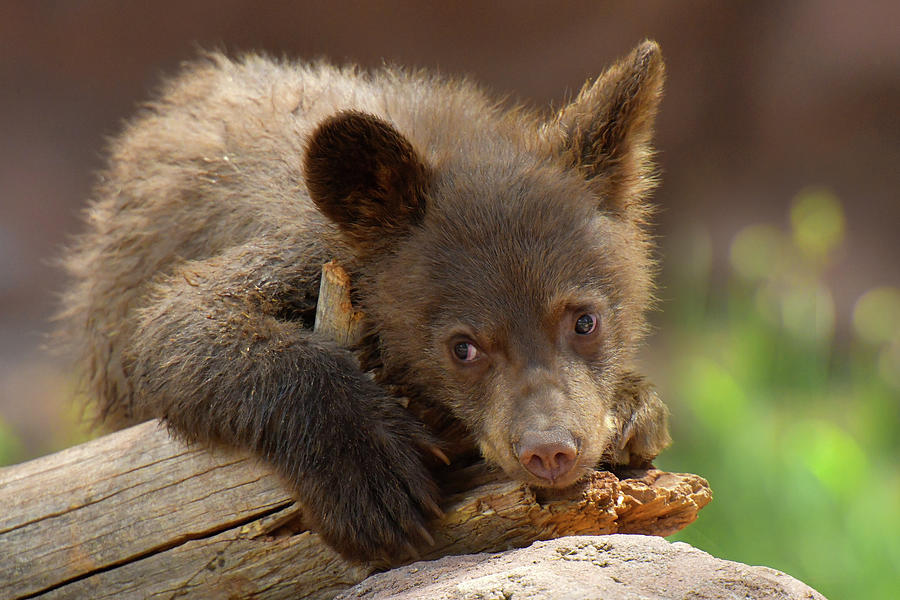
[314, 260, 365, 347]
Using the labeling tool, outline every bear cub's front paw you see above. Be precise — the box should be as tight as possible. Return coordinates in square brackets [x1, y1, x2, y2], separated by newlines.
[298, 405, 443, 563]
[608, 372, 671, 468]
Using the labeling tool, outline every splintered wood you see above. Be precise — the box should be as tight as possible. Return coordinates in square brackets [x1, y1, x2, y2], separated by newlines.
[0, 262, 711, 599]
[314, 261, 365, 347]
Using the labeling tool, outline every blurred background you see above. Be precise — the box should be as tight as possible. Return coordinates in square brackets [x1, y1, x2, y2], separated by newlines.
[1, 1, 897, 597]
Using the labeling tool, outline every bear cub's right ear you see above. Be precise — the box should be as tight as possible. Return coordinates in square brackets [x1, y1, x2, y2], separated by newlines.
[304, 111, 431, 253]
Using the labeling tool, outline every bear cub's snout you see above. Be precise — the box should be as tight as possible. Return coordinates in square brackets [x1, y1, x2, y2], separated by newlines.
[516, 427, 580, 485]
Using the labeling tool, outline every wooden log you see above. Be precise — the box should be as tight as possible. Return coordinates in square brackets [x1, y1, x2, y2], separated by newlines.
[0, 262, 712, 599]
[0, 423, 710, 600]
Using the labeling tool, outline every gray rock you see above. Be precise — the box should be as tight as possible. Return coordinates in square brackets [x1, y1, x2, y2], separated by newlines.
[337, 535, 826, 600]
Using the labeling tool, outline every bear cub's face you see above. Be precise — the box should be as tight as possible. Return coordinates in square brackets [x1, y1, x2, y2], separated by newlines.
[306, 42, 664, 489]
[370, 167, 648, 489]
[415, 200, 633, 487]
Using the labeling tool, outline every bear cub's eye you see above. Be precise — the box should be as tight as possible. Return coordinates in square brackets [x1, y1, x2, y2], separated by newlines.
[453, 341, 479, 362]
[574, 314, 598, 335]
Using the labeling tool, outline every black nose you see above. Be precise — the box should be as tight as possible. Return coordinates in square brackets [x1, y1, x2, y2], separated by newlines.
[516, 428, 578, 483]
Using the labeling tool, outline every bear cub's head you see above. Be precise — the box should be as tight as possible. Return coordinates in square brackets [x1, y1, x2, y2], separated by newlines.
[305, 42, 665, 489]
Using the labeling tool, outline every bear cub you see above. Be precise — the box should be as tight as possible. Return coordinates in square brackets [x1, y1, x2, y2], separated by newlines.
[59, 41, 671, 561]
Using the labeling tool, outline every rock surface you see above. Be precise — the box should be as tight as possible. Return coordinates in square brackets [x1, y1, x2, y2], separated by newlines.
[337, 534, 826, 600]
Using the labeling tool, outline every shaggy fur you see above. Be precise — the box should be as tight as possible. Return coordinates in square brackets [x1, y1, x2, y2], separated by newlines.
[58, 41, 671, 561]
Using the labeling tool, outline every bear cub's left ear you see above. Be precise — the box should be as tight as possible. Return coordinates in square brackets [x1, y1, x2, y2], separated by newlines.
[304, 111, 431, 253]
[550, 40, 665, 219]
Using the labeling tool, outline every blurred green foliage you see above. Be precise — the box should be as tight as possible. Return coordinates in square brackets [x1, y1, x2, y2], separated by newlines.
[0, 417, 25, 466]
[657, 188, 900, 599]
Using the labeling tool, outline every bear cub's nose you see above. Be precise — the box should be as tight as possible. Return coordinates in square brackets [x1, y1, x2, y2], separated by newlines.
[516, 428, 579, 484]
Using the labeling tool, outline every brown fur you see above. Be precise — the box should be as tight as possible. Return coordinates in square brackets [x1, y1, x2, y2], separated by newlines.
[58, 42, 670, 561]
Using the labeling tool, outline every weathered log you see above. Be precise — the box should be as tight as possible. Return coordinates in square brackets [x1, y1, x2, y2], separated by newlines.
[0, 262, 711, 599]
[0, 423, 710, 599]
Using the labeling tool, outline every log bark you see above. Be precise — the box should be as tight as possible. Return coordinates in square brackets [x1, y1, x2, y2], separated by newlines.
[0, 263, 712, 599]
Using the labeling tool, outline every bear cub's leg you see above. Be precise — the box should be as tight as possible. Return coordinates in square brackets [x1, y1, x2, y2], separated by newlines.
[125, 242, 440, 562]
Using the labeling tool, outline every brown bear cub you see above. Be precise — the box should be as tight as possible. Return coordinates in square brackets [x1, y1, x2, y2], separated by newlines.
[59, 41, 671, 561]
